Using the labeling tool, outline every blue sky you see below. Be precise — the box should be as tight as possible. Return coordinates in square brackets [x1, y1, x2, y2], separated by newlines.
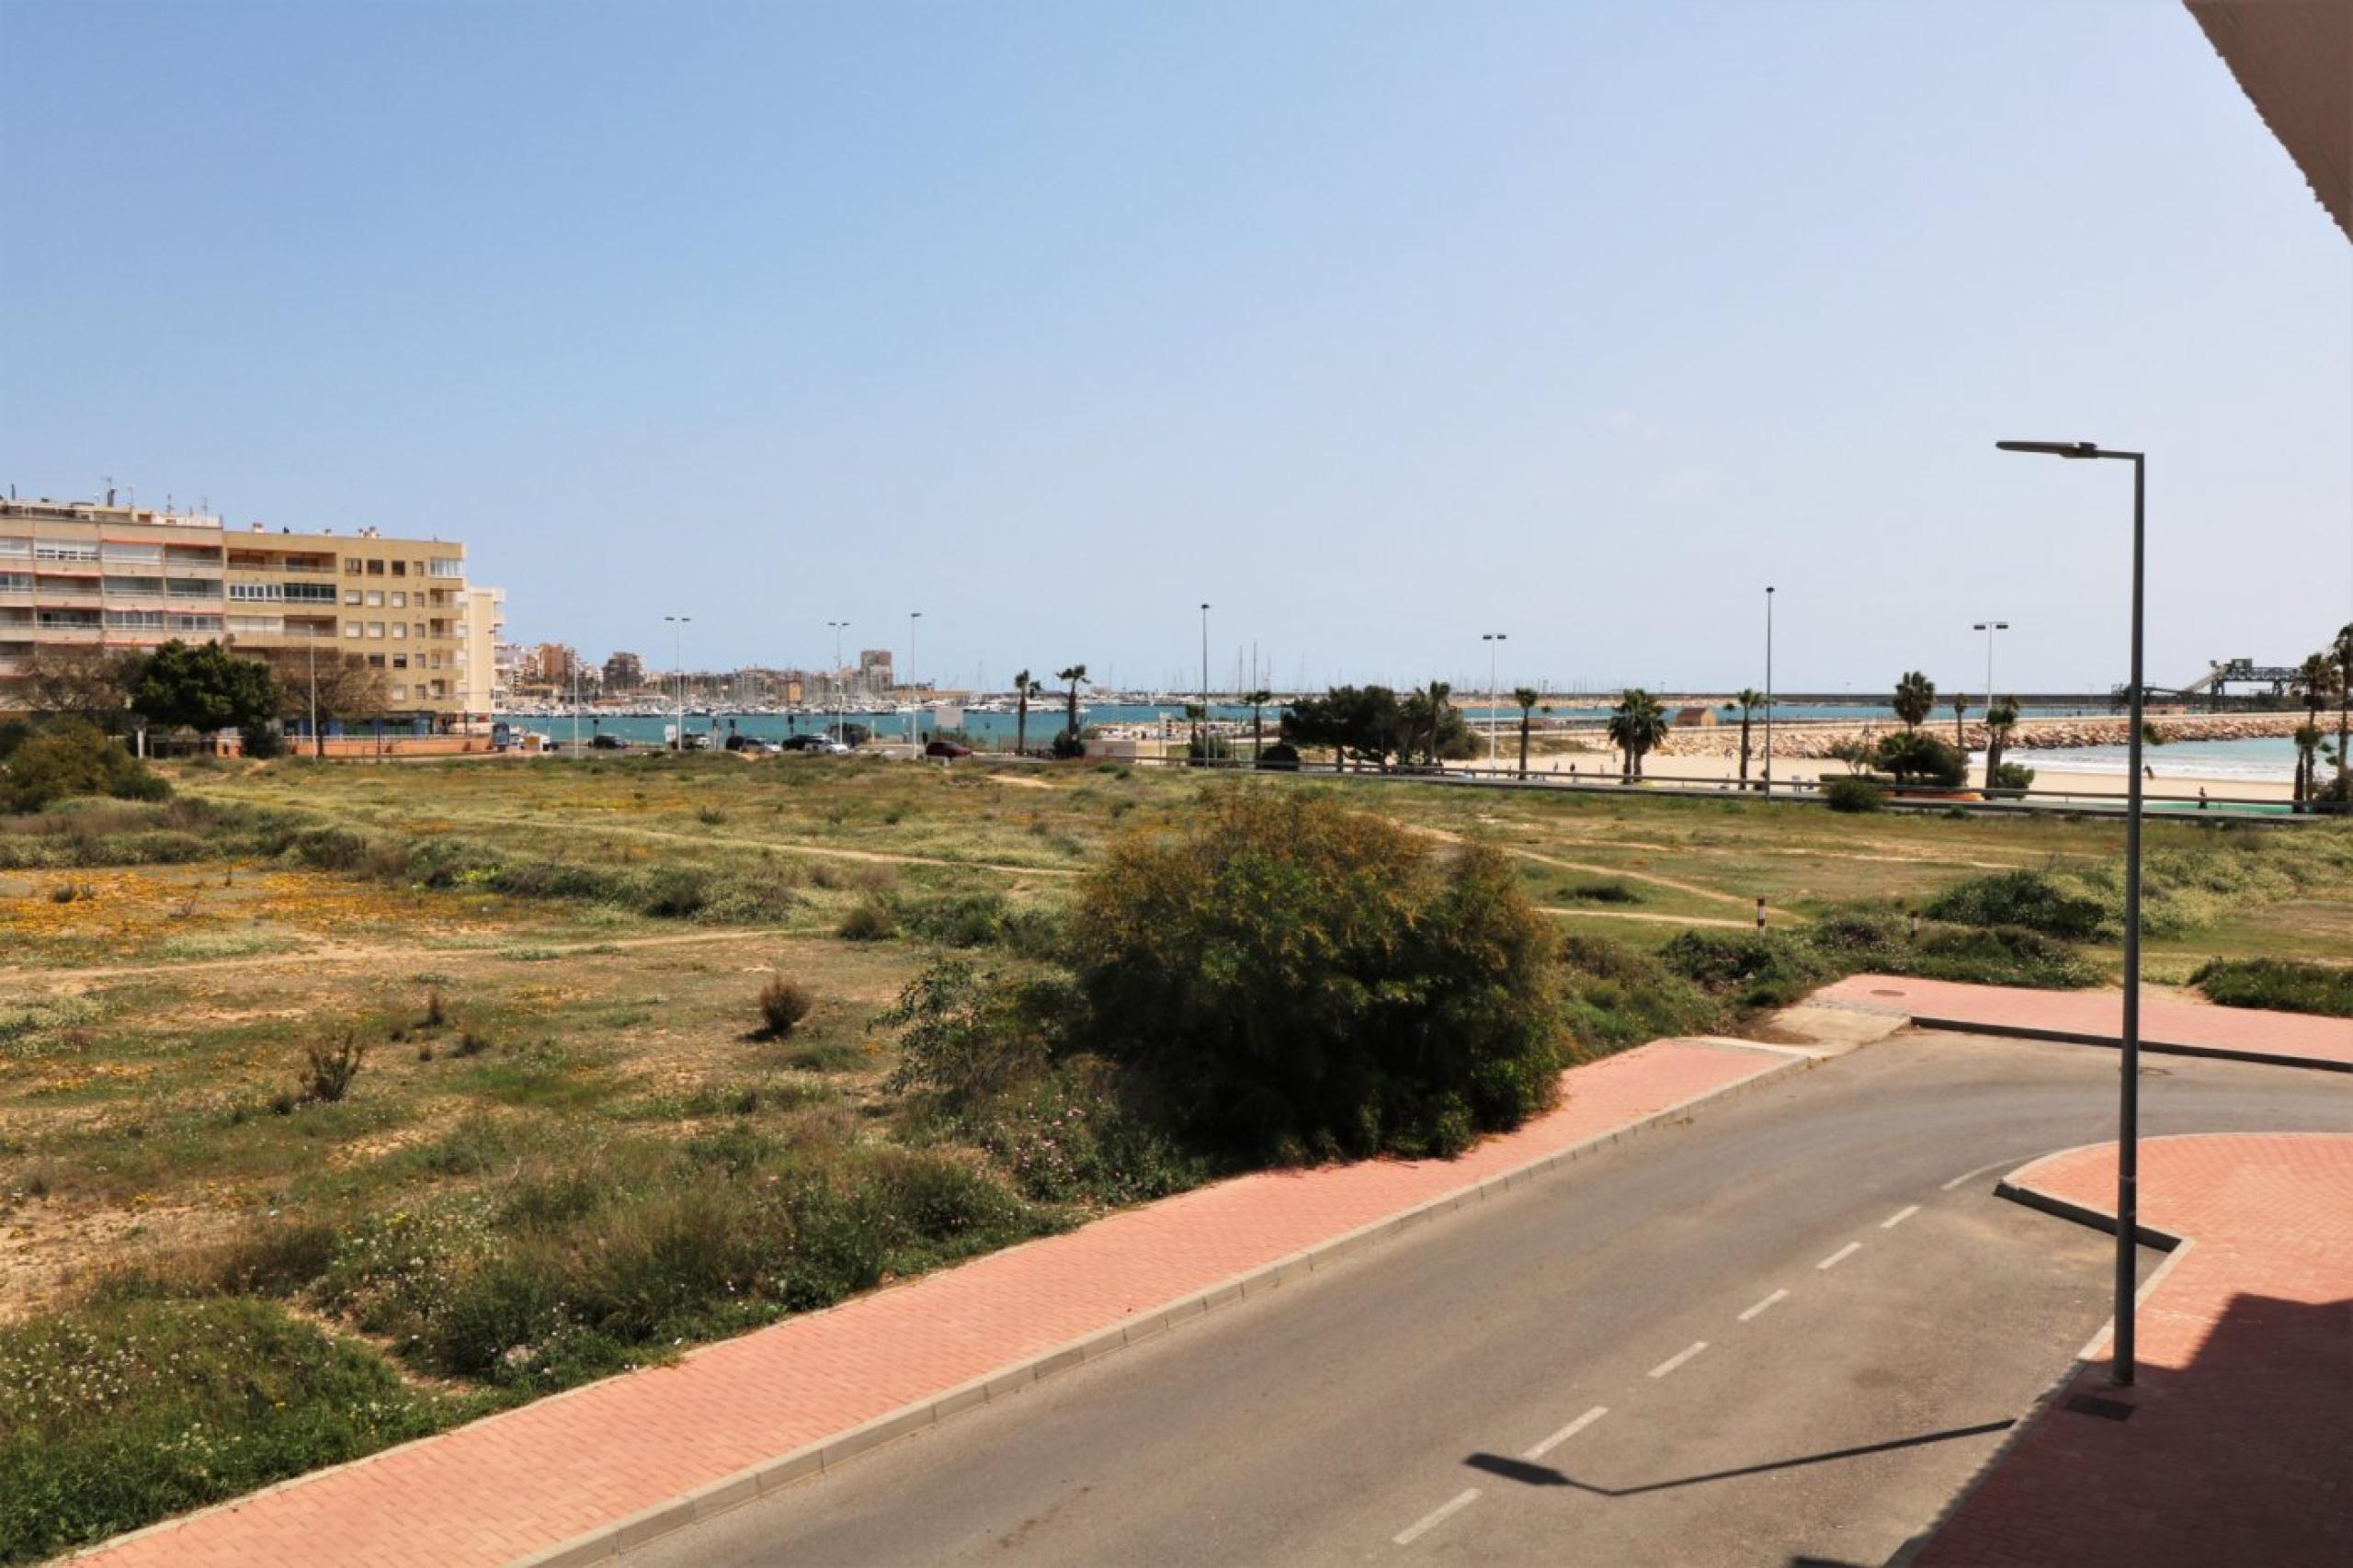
[3, 0, 2346, 695]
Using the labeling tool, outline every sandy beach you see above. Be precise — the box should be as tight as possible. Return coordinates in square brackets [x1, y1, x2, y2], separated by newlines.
[1481, 744, 2297, 803]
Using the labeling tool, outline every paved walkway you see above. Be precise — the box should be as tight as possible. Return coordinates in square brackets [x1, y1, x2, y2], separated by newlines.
[1913, 1132, 2353, 1566]
[1816, 973, 2353, 1071]
[75, 1039, 1794, 1568]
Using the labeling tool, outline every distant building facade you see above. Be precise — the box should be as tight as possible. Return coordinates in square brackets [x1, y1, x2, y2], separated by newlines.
[2, 494, 475, 723]
[603, 650, 644, 691]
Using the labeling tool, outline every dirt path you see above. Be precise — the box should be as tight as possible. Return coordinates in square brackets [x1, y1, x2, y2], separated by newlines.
[443, 810, 1084, 879]
[1394, 820, 1785, 915]
[1537, 906, 1756, 930]
[0, 926, 794, 990]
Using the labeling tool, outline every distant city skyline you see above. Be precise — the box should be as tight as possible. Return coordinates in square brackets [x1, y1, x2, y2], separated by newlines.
[4, 1, 2347, 696]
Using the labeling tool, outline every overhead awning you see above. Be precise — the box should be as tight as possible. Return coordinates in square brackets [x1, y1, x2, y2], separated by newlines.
[2184, 1, 2352, 243]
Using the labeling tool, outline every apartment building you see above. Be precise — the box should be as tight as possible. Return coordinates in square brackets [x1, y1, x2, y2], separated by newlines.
[1, 494, 494, 725]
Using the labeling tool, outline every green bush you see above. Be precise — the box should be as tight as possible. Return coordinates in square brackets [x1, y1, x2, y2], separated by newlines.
[876, 960, 1054, 1099]
[1988, 761, 2036, 793]
[1255, 741, 1302, 771]
[756, 975, 813, 1038]
[1, 722, 170, 814]
[836, 895, 899, 940]
[1659, 928, 1829, 1008]
[2190, 958, 2353, 1017]
[0, 1298, 452, 1564]
[1064, 789, 1566, 1161]
[1874, 732, 1968, 788]
[1925, 870, 2109, 940]
[902, 890, 1007, 948]
[1555, 934, 1730, 1055]
[1823, 776, 1887, 813]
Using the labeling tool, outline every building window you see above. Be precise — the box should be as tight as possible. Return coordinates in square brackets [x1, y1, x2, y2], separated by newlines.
[392, 623, 407, 639]
[366, 559, 385, 575]
[285, 582, 335, 603]
[345, 557, 363, 574]
[35, 541, 102, 562]
[345, 621, 363, 638]
[390, 591, 405, 608]
[392, 654, 408, 669]
[367, 621, 385, 638]
[366, 590, 384, 608]
[100, 542, 163, 565]
[392, 559, 407, 576]
[428, 558, 463, 579]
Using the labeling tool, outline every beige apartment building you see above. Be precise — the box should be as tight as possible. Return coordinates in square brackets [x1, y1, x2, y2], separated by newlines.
[1, 494, 499, 726]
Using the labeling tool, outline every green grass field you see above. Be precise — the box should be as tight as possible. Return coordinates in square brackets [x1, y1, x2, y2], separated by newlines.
[1, 750, 2345, 1560]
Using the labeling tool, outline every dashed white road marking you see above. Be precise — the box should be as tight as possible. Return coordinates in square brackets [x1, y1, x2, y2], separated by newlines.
[1737, 1288, 1790, 1322]
[1647, 1341, 1709, 1379]
[1881, 1204, 1921, 1230]
[1942, 1157, 2017, 1191]
[1817, 1242, 1863, 1270]
[1393, 1488, 1481, 1547]
[1525, 1406, 1608, 1460]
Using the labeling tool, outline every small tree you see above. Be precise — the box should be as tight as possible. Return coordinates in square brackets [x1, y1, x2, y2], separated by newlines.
[1730, 688, 1763, 785]
[21, 646, 144, 733]
[1875, 731, 1968, 788]
[132, 640, 277, 737]
[1055, 665, 1088, 744]
[1011, 669, 1042, 756]
[1606, 689, 1670, 779]
[1893, 671, 1937, 733]
[1950, 694, 1971, 751]
[1983, 699, 2020, 787]
[1513, 687, 1541, 778]
[1244, 688, 1273, 761]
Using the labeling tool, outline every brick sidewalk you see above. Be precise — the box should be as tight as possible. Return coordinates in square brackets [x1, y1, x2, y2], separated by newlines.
[1913, 1132, 2353, 1566]
[74, 1038, 1793, 1568]
[1815, 973, 2353, 1070]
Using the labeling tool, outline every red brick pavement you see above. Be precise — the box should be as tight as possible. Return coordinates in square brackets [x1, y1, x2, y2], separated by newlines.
[73, 1038, 1790, 1568]
[1816, 973, 2353, 1070]
[1915, 1132, 2353, 1567]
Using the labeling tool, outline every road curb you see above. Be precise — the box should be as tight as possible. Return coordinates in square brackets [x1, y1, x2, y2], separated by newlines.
[1907, 1015, 2352, 1074]
[511, 1044, 1814, 1568]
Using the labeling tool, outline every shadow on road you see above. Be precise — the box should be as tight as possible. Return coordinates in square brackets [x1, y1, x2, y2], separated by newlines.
[1461, 1418, 2016, 1497]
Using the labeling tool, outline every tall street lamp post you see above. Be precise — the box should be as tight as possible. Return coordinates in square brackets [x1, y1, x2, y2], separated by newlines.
[1199, 603, 1211, 754]
[828, 620, 850, 747]
[909, 610, 922, 746]
[664, 615, 690, 752]
[1973, 619, 2010, 783]
[1996, 438, 2145, 1388]
[1483, 632, 1507, 768]
[1762, 587, 1775, 796]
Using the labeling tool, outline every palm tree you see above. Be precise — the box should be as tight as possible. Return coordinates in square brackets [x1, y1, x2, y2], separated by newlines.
[1606, 689, 1670, 780]
[1513, 687, 1540, 778]
[1893, 671, 1936, 733]
[1730, 688, 1763, 786]
[1011, 669, 1041, 756]
[1055, 665, 1087, 743]
[1983, 698, 2020, 788]
[2292, 652, 2332, 806]
[1422, 679, 1451, 766]
[1244, 688, 1273, 761]
[2331, 623, 2353, 804]
[1950, 694, 1970, 752]
[2293, 722, 2325, 812]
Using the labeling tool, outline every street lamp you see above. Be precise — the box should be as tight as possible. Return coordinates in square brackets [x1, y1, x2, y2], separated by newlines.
[1199, 603, 1211, 754]
[1996, 437, 2145, 1388]
[1762, 587, 1775, 795]
[827, 619, 850, 746]
[664, 616, 690, 751]
[1483, 633, 1507, 768]
[1973, 619, 2010, 781]
[909, 610, 922, 746]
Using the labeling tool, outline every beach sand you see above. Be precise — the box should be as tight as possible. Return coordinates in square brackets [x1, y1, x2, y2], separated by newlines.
[1483, 744, 2296, 803]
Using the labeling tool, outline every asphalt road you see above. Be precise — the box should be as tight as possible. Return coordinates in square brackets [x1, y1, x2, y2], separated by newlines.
[629, 1034, 2352, 1568]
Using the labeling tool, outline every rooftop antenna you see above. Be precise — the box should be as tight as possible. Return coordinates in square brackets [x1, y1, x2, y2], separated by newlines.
[104, 477, 116, 506]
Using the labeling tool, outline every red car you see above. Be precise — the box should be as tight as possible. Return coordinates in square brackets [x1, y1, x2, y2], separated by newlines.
[925, 738, 972, 759]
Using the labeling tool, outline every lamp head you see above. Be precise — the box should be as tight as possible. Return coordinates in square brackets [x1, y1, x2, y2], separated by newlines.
[1995, 440, 2100, 459]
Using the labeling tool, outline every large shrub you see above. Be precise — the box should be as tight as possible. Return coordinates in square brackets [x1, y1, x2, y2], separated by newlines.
[1822, 776, 1886, 813]
[1658, 928, 1830, 1008]
[2190, 957, 2353, 1017]
[1, 721, 171, 813]
[1063, 789, 1565, 1161]
[1924, 869, 2109, 940]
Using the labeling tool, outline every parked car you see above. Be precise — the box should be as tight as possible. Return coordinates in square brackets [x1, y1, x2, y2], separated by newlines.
[924, 738, 972, 759]
[779, 733, 830, 753]
[589, 733, 626, 750]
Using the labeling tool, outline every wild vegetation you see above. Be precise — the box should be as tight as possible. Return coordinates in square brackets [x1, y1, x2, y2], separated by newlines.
[0, 747, 2345, 1558]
